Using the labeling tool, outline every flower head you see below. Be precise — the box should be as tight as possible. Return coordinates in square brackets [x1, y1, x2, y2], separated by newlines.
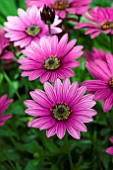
[106, 136, 113, 155]
[24, 78, 97, 139]
[0, 29, 14, 61]
[18, 34, 83, 83]
[81, 52, 113, 112]
[4, 6, 62, 48]
[0, 94, 13, 126]
[75, 7, 113, 38]
[26, 0, 92, 19]
[84, 48, 107, 61]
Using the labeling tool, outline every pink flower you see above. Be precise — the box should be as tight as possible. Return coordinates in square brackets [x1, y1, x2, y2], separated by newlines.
[18, 34, 83, 83]
[106, 136, 113, 155]
[0, 29, 14, 60]
[84, 48, 107, 61]
[26, 0, 92, 19]
[4, 6, 62, 48]
[75, 7, 113, 38]
[26, 0, 46, 8]
[81, 53, 113, 112]
[24, 78, 97, 139]
[0, 94, 13, 126]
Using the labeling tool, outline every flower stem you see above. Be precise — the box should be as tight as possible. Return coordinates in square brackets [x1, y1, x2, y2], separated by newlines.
[2, 70, 21, 100]
[47, 22, 51, 34]
[110, 34, 113, 54]
[65, 134, 74, 170]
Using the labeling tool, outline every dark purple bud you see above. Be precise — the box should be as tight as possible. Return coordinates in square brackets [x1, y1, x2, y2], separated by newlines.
[40, 5, 55, 25]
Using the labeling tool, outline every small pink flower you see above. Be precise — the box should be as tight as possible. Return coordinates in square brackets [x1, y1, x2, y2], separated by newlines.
[75, 7, 113, 38]
[0, 29, 14, 61]
[26, 0, 92, 19]
[24, 78, 97, 139]
[84, 48, 107, 61]
[18, 34, 83, 83]
[106, 136, 113, 155]
[81, 52, 113, 112]
[4, 6, 62, 48]
[0, 94, 13, 126]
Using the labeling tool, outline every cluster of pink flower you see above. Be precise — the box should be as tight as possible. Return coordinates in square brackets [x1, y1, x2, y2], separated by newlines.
[0, 0, 113, 156]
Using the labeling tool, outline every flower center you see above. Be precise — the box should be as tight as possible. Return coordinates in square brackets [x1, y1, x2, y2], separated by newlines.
[43, 56, 60, 70]
[109, 78, 113, 88]
[26, 25, 40, 37]
[52, 0, 70, 10]
[51, 103, 71, 121]
[101, 21, 113, 30]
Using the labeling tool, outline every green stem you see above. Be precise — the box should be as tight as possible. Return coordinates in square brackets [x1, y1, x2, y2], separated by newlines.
[65, 134, 73, 170]
[110, 34, 113, 54]
[2, 70, 21, 100]
[47, 23, 51, 34]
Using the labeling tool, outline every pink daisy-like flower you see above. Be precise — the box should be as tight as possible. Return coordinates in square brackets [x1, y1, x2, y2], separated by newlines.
[0, 94, 13, 126]
[81, 53, 113, 112]
[4, 6, 62, 48]
[0, 29, 14, 61]
[24, 78, 97, 139]
[75, 7, 113, 38]
[26, 0, 92, 19]
[84, 48, 107, 61]
[106, 136, 113, 155]
[18, 34, 83, 83]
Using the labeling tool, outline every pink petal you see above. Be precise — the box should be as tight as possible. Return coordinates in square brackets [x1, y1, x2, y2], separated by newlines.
[44, 82, 57, 104]
[110, 136, 113, 143]
[106, 147, 113, 155]
[102, 95, 113, 112]
[40, 72, 51, 83]
[25, 108, 50, 116]
[56, 122, 66, 139]
[30, 90, 52, 108]
[1, 51, 14, 60]
[94, 90, 111, 100]
[65, 122, 81, 139]
[46, 124, 56, 138]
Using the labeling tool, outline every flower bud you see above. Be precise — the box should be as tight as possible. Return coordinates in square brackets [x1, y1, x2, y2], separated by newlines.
[40, 5, 55, 25]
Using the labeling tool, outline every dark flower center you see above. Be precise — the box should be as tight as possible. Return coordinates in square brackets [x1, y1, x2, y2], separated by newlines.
[26, 25, 40, 37]
[109, 78, 113, 88]
[101, 21, 113, 30]
[44, 56, 60, 70]
[52, 0, 70, 10]
[51, 103, 71, 121]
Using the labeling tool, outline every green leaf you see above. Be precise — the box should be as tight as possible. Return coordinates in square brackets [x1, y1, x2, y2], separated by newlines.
[0, 73, 4, 85]
[25, 160, 38, 170]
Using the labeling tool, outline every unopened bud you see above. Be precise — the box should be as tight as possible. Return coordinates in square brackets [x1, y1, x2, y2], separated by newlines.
[40, 5, 55, 25]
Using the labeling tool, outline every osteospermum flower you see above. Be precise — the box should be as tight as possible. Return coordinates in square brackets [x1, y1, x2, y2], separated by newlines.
[0, 29, 14, 60]
[75, 7, 113, 38]
[81, 53, 113, 112]
[84, 48, 107, 61]
[106, 136, 113, 155]
[26, 0, 92, 19]
[0, 94, 13, 126]
[24, 78, 97, 139]
[18, 34, 83, 83]
[4, 6, 62, 48]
